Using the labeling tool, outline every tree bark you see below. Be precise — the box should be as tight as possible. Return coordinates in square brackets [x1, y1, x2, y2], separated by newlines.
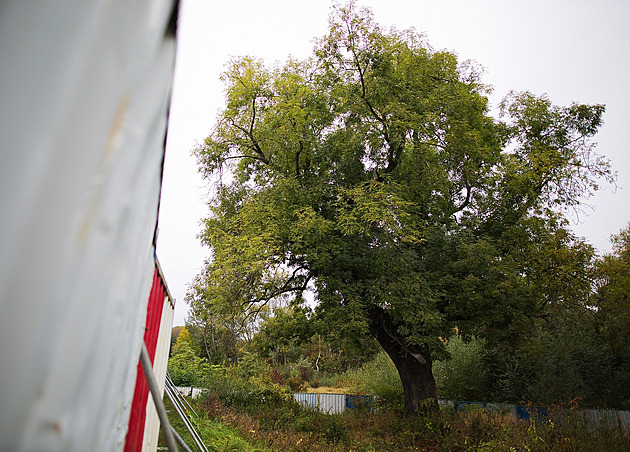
[368, 306, 438, 416]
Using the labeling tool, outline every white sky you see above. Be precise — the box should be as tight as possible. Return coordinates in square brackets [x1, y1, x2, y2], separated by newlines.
[157, 0, 630, 326]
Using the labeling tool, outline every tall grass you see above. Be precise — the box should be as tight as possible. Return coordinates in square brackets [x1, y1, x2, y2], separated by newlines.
[159, 397, 271, 452]
[164, 392, 630, 452]
[336, 351, 404, 410]
[162, 350, 629, 451]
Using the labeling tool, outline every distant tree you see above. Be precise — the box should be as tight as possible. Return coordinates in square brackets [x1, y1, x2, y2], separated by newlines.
[188, 2, 614, 415]
[594, 224, 630, 348]
[170, 326, 183, 355]
[250, 306, 314, 366]
[591, 223, 630, 407]
[185, 290, 270, 365]
[250, 305, 379, 374]
[168, 328, 208, 387]
[175, 326, 193, 346]
[185, 315, 236, 365]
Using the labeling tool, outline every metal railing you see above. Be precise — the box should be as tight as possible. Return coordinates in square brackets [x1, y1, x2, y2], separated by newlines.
[164, 373, 209, 452]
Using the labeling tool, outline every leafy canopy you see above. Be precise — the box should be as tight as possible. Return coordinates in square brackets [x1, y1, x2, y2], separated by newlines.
[188, 2, 613, 362]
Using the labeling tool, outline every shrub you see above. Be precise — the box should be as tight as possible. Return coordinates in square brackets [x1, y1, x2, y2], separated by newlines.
[337, 351, 404, 410]
[168, 340, 208, 386]
[285, 376, 306, 392]
[203, 359, 290, 412]
[433, 335, 489, 401]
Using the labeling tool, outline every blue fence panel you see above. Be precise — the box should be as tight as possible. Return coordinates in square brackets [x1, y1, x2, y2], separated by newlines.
[345, 395, 373, 412]
[516, 405, 547, 422]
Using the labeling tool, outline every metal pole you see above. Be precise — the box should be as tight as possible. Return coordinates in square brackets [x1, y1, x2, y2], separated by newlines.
[171, 427, 194, 452]
[164, 382, 209, 452]
[166, 372, 198, 417]
[140, 342, 179, 452]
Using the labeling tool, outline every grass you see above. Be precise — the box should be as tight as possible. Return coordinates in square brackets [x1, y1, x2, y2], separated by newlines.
[160, 393, 630, 452]
[159, 397, 272, 452]
[305, 386, 349, 394]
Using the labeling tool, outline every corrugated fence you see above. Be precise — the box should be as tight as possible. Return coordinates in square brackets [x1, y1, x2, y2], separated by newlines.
[294, 394, 630, 431]
[294, 393, 349, 414]
[177, 389, 629, 431]
[175, 386, 204, 399]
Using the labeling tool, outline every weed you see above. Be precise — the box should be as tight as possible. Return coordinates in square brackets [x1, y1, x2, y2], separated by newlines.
[166, 388, 630, 452]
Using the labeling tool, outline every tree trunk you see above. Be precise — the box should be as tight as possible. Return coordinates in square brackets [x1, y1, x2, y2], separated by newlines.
[368, 307, 438, 416]
[202, 326, 211, 362]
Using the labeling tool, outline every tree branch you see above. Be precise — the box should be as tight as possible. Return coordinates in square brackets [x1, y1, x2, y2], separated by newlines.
[344, 23, 392, 148]
[453, 182, 472, 212]
[370, 306, 427, 364]
[229, 101, 270, 165]
[295, 140, 304, 176]
[242, 267, 313, 319]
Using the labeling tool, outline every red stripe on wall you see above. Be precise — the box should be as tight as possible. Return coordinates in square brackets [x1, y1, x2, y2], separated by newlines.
[124, 267, 166, 452]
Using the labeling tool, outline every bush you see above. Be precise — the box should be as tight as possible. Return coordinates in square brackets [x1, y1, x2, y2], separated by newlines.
[307, 371, 337, 389]
[285, 376, 306, 392]
[203, 353, 291, 413]
[168, 340, 208, 386]
[337, 351, 404, 410]
[433, 335, 489, 401]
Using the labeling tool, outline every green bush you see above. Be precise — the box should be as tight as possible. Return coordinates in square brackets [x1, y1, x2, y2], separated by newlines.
[319, 416, 347, 443]
[337, 351, 404, 410]
[203, 353, 291, 413]
[307, 371, 337, 389]
[433, 335, 489, 401]
[168, 340, 208, 386]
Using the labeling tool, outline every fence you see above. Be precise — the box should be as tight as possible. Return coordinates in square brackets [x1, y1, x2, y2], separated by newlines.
[174, 389, 630, 432]
[294, 394, 630, 432]
[175, 386, 204, 399]
[294, 393, 373, 414]
[444, 400, 630, 432]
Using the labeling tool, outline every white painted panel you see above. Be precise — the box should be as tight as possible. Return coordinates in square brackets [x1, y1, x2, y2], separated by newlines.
[294, 393, 319, 410]
[0, 1, 177, 451]
[318, 393, 346, 414]
[143, 288, 175, 452]
[618, 411, 630, 432]
[176, 387, 203, 399]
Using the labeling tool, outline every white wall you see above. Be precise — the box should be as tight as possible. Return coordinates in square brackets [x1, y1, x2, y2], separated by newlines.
[0, 1, 177, 450]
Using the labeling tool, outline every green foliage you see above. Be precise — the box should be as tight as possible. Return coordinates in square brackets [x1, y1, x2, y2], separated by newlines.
[250, 306, 314, 366]
[204, 353, 291, 412]
[432, 224, 630, 410]
[522, 319, 617, 408]
[248, 304, 380, 391]
[188, 1, 614, 413]
[168, 394, 630, 452]
[432, 311, 629, 409]
[338, 351, 403, 409]
[185, 315, 243, 366]
[594, 223, 630, 354]
[434, 335, 489, 402]
[167, 336, 208, 386]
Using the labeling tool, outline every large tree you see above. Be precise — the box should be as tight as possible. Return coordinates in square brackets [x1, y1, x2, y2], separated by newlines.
[187, 2, 614, 415]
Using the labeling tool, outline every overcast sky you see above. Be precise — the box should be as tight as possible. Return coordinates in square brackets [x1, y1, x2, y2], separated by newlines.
[157, 0, 630, 326]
